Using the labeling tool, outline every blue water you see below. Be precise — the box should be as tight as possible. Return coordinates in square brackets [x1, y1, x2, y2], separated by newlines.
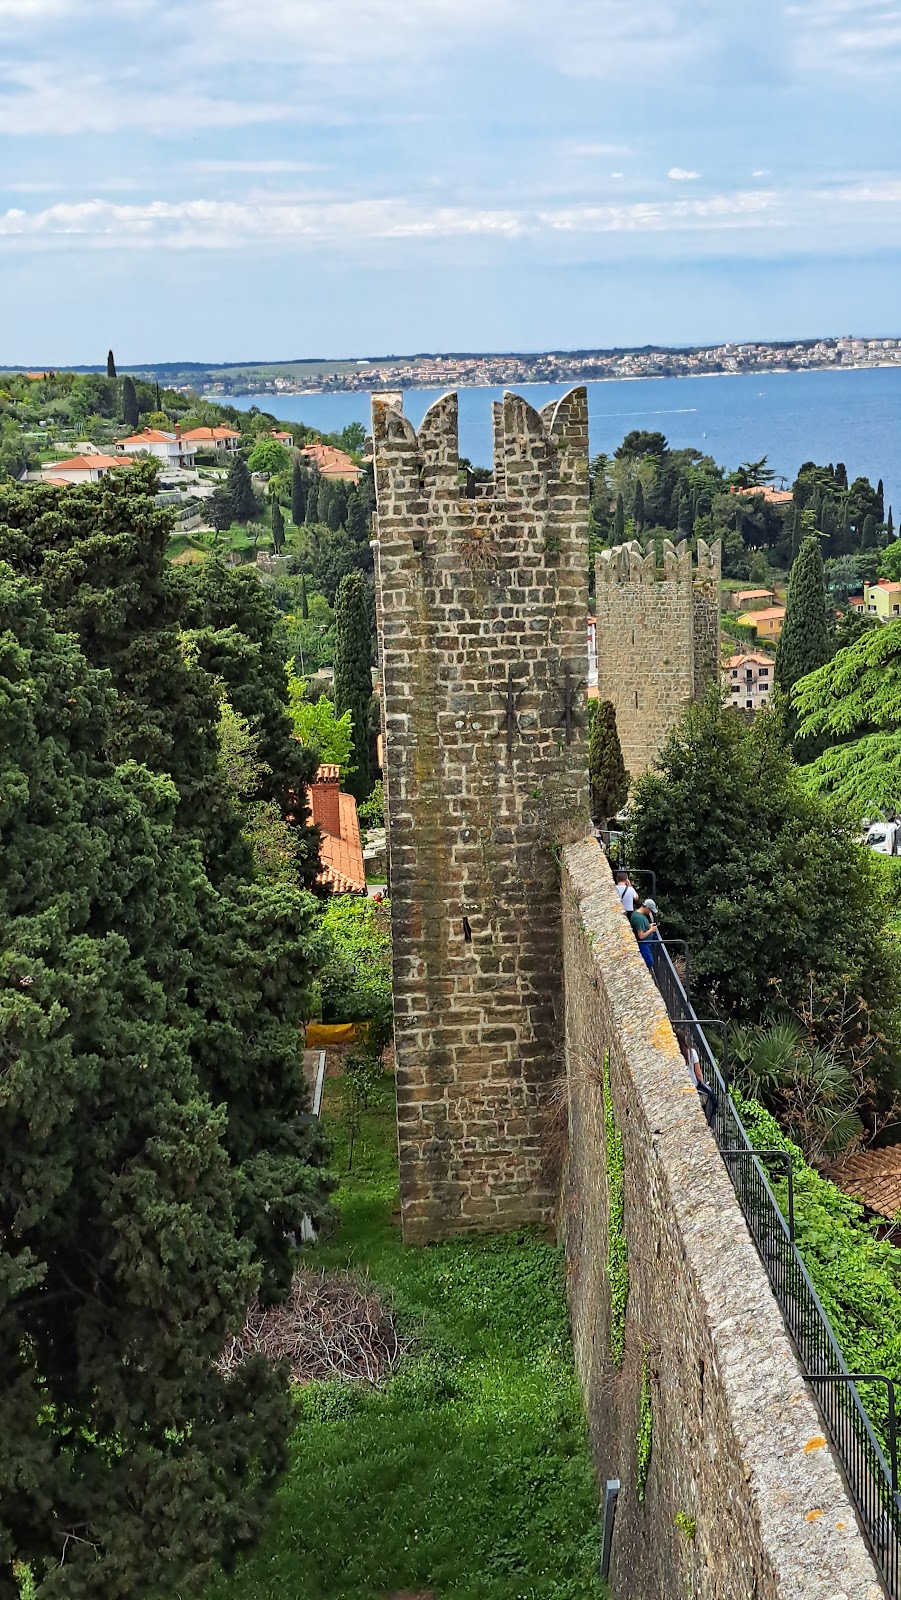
[231, 367, 901, 515]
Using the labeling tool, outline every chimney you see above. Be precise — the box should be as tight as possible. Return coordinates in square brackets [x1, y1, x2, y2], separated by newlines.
[309, 765, 341, 839]
[175, 423, 181, 440]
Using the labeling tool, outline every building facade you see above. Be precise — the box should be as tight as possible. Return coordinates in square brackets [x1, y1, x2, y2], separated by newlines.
[724, 651, 773, 711]
[373, 387, 589, 1242]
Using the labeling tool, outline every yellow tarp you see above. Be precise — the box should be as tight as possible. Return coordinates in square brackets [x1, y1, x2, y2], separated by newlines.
[304, 1022, 360, 1048]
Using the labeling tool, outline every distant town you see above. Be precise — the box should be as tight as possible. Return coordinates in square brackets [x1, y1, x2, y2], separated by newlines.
[196, 335, 901, 398]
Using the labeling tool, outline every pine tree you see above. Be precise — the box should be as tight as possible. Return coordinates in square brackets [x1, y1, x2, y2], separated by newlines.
[614, 492, 625, 543]
[122, 373, 139, 430]
[346, 489, 369, 544]
[209, 484, 234, 534]
[227, 453, 258, 524]
[834, 462, 848, 490]
[107, 347, 117, 378]
[588, 699, 629, 825]
[775, 535, 834, 716]
[334, 570, 372, 801]
[300, 573, 309, 619]
[633, 481, 645, 534]
[271, 496, 285, 553]
[291, 460, 307, 525]
[0, 568, 307, 1598]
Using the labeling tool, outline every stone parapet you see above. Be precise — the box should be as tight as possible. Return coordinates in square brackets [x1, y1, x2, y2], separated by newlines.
[560, 837, 882, 1600]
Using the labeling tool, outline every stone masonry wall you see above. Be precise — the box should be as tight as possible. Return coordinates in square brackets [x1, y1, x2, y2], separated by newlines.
[560, 837, 882, 1600]
[372, 388, 589, 1243]
[594, 538, 721, 778]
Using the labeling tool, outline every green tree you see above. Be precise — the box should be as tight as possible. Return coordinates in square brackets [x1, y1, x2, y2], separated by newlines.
[793, 623, 901, 818]
[327, 493, 342, 532]
[613, 492, 625, 543]
[209, 484, 234, 534]
[333, 570, 372, 801]
[588, 699, 629, 825]
[271, 496, 285, 553]
[247, 438, 291, 476]
[106, 348, 116, 378]
[292, 460, 307, 525]
[286, 674, 353, 772]
[300, 573, 310, 619]
[0, 568, 307, 1599]
[861, 513, 877, 550]
[627, 691, 901, 1045]
[633, 480, 645, 534]
[227, 453, 259, 524]
[346, 491, 369, 544]
[339, 421, 366, 454]
[774, 536, 834, 711]
[305, 475, 320, 525]
[122, 374, 140, 430]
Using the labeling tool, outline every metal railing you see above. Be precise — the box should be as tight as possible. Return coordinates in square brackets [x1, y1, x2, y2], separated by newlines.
[649, 936, 901, 1596]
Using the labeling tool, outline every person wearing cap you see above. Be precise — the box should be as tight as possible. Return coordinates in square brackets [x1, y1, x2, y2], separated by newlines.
[629, 899, 658, 968]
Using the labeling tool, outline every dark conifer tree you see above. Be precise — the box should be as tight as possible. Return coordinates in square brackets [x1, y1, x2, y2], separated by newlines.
[106, 348, 117, 378]
[227, 453, 258, 524]
[614, 492, 625, 542]
[122, 373, 140, 430]
[861, 513, 877, 550]
[291, 460, 307, 525]
[588, 699, 629, 826]
[346, 489, 369, 544]
[327, 493, 342, 532]
[317, 479, 333, 527]
[271, 495, 285, 553]
[834, 462, 848, 490]
[775, 535, 834, 727]
[633, 480, 645, 534]
[305, 475, 320, 525]
[334, 570, 372, 801]
[888, 507, 895, 540]
[877, 479, 885, 522]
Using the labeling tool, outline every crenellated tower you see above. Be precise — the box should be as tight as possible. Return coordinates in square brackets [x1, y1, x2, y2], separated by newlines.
[594, 537, 721, 779]
[372, 388, 590, 1243]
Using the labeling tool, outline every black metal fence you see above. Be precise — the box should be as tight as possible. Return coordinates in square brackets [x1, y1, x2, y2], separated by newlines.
[649, 936, 901, 1595]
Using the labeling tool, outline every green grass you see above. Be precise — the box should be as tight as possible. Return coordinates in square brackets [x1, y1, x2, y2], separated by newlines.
[209, 1078, 605, 1600]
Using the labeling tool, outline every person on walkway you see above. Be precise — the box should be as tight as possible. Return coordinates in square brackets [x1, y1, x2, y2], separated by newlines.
[615, 870, 638, 914]
[629, 899, 658, 968]
[677, 1029, 718, 1127]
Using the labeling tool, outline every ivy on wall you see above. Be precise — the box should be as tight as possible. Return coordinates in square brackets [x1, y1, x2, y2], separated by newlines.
[603, 1048, 629, 1365]
[637, 1350, 653, 1503]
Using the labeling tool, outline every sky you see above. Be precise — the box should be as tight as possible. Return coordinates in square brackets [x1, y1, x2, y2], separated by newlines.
[1, 0, 900, 364]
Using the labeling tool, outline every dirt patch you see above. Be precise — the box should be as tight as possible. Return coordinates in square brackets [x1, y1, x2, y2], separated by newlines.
[220, 1269, 405, 1385]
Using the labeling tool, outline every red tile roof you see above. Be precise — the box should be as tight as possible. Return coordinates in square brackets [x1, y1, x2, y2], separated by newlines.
[301, 441, 361, 481]
[181, 425, 241, 442]
[732, 486, 794, 505]
[44, 454, 133, 472]
[824, 1148, 901, 1220]
[306, 764, 366, 893]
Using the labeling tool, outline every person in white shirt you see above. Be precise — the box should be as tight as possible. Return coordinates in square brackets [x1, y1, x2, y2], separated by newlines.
[615, 870, 638, 913]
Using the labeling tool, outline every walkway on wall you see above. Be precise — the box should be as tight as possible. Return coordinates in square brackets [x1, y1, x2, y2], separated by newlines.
[649, 933, 901, 1599]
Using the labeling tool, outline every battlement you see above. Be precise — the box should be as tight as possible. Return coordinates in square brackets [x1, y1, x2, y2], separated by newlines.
[372, 386, 588, 531]
[596, 536, 721, 587]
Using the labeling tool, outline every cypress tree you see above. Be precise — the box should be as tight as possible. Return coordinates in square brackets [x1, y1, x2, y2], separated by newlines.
[834, 462, 848, 490]
[774, 535, 834, 713]
[318, 479, 333, 527]
[305, 475, 320, 525]
[588, 698, 629, 826]
[227, 453, 258, 524]
[300, 573, 309, 619]
[106, 347, 117, 378]
[877, 479, 885, 521]
[333, 481, 349, 527]
[291, 460, 306, 525]
[155, 380, 161, 411]
[327, 494, 342, 532]
[888, 507, 895, 540]
[333, 570, 372, 801]
[271, 496, 285, 553]
[861, 513, 877, 550]
[633, 480, 645, 534]
[346, 489, 369, 544]
[614, 492, 625, 543]
[0, 567, 310, 1597]
[122, 373, 139, 430]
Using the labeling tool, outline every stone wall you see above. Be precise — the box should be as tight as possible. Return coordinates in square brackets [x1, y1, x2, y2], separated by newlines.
[372, 388, 590, 1244]
[559, 837, 881, 1600]
[594, 538, 721, 777]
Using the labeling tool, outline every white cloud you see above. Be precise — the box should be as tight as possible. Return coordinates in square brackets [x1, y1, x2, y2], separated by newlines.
[189, 160, 326, 174]
[668, 168, 700, 181]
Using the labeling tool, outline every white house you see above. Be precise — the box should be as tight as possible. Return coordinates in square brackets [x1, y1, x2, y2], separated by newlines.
[115, 426, 197, 468]
[41, 454, 134, 485]
[180, 425, 242, 455]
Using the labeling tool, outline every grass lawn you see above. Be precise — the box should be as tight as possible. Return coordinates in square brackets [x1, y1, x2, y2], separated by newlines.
[208, 1077, 605, 1600]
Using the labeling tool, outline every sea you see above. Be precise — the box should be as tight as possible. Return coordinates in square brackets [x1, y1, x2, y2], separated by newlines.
[228, 366, 901, 517]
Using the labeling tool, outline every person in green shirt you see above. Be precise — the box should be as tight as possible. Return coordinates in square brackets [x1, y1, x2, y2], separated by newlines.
[629, 900, 657, 969]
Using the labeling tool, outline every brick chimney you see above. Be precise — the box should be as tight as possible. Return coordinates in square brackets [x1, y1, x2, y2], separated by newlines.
[309, 764, 341, 838]
[175, 423, 182, 440]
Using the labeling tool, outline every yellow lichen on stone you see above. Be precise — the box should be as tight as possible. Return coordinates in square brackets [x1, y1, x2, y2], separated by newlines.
[804, 1436, 827, 1454]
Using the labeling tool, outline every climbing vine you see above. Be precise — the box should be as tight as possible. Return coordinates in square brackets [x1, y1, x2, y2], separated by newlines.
[636, 1350, 653, 1503]
[603, 1048, 629, 1365]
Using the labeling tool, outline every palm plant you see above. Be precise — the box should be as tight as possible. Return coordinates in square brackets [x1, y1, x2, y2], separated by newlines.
[729, 1016, 862, 1166]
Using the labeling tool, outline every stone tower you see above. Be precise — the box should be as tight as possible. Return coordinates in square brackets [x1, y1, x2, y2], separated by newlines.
[372, 387, 589, 1244]
[594, 537, 721, 779]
